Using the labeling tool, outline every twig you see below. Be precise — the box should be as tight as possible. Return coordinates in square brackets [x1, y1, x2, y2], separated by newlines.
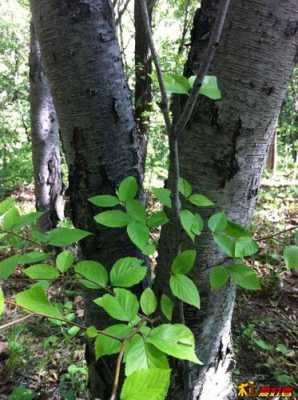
[115, 0, 131, 25]
[110, 340, 126, 400]
[0, 313, 36, 331]
[257, 225, 298, 242]
[138, 0, 172, 134]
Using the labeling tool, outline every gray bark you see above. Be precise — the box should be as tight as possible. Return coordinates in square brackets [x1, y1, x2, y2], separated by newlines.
[157, 0, 298, 399]
[30, 23, 63, 230]
[30, 1, 143, 398]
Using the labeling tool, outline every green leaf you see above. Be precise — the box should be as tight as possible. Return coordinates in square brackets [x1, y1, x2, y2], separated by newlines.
[126, 199, 146, 222]
[147, 324, 200, 363]
[192, 214, 204, 235]
[180, 210, 203, 241]
[170, 274, 200, 309]
[275, 343, 290, 355]
[147, 211, 169, 228]
[94, 288, 139, 321]
[56, 250, 75, 273]
[3, 206, 21, 230]
[86, 326, 98, 338]
[283, 245, 298, 269]
[24, 264, 60, 280]
[95, 210, 131, 228]
[235, 237, 258, 258]
[89, 195, 120, 208]
[189, 194, 214, 207]
[110, 257, 147, 288]
[213, 232, 235, 257]
[95, 324, 131, 359]
[227, 264, 260, 290]
[164, 73, 191, 94]
[47, 228, 91, 246]
[208, 212, 227, 232]
[199, 75, 221, 100]
[0, 198, 15, 216]
[209, 266, 229, 289]
[0, 287, 4, 316]
[254, 339, 273, 351]
[140, 288, 157, 316]
[75, 260, 108, 288]
[0, 255, 22, 279]
[224, 221, 251, 238]
[120, 368, 171, 400]
[118, 177, 138, 201]
[16, 286, 62, 319]
[124, 335, 169, 376]
[178, 178, 192, 198]
[127, 221, 150, 251]
[171, 250, 197, 275]
[160, 295, 174, 321]
[152, 188, 172, 208]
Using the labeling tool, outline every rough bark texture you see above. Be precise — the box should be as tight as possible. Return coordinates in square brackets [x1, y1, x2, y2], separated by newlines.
[134, 0, 154, 145]
[30, 23, 63, 230]
[157, 1, 298, 399]
[30, 1, 143, 398]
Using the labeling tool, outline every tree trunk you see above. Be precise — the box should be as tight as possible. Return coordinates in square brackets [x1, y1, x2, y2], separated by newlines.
[30, 1, 143, 398]
[29, 23, 63, 230]
[266, 131, 278, 174]
[134, 0, 154, 156]
[157, 0, 298, 399]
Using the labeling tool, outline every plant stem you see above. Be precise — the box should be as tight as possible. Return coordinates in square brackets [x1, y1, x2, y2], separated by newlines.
[110, 340, 126, 400]
[0, 313, 36, 331]
[257, 225, 298, 241]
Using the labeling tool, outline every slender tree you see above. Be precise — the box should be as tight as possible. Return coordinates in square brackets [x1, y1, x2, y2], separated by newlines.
[29, 23, 63, 230]
[157, 0, 298, 399]
[30, 1, 143, 397]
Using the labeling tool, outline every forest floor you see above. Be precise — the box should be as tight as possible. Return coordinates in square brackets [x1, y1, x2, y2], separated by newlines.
[0, 173, 297, 399]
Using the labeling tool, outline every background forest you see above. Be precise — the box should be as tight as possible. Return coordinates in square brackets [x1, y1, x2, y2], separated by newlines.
[0, 0, 297, 399]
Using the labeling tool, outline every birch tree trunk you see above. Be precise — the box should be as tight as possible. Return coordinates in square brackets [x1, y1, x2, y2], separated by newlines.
[30, 23, 63, 230]
[157, 1, 298, 399]
[30, 1, 143, 397]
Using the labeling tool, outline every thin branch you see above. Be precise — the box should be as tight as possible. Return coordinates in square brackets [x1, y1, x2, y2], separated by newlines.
[110, 340, 126, 400]
[0, 313, 36, 331]
[138, 0, 172, 134]
[174, 0, 232, 138]
[115, 0, 131, 25]
[177, 0, 191, 55]
[257, 225, 298, 242]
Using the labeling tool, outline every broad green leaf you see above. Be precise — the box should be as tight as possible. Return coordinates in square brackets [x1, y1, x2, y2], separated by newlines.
[56, 250, 75, 273]
[283, 245, 298, 269]
[227, 264, 260, 290]
[171, 250, 197, 275]
[89, 195, 120, 208]
[19, 251, 49, 264]
[16, 286, 62, 319]
[140, 288, 157, 316]
[120, 368, 171, 400]
[0, 198, 15, 216]
[3, 206, 21, 230]
[180, 210, 203, 241]
[95, 210, 130, 228]
[213, 232, 235, 257]
[178, 178, 192, 198]
[191, 214, 204, 235]
[224, 221, 251, 238]
[126, 199, 146, 222]
[198, 75, 221, 100]
[86, 326, 98, 338]
[147, 324, 200, 363]
[95, 324, 131, 359]
[110, 257, 147, 287]
[75, 260, 108, 288]
[13, 212, 43, 229]
[24, 264, 60, 280]
[94, 288, 139, 321]
[124, 335, 168, 376]
[160, 295, 174, 321]
[209, 266, 229, 289]
[189, 194, 214, 207]
[127, 221, 150, 251]
[0, 287, 4, 316]
[164, 73, 191, 94]
[118, 177, 138, 201]
[170, 274, 200, 309]
[147, 211, 169, 228]
[235, 237, 258, 257]
[47, 228, 91, 246]
[152, 188, 172, 208]
[208, 212, 227, 232]
[0, 255, 22, 279]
